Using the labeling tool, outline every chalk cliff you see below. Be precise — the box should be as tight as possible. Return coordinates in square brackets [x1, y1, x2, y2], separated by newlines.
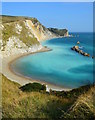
[0, 15, 68, 57]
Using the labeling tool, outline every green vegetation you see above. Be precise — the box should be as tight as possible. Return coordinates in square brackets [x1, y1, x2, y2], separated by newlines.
[2, 74, 95, 119]
[50, 85, 92, 99]
[2, 22, 18, 45]
[48, 28, 68, 36]
[2, 74, 72, 119]
[62, 85, 95, 119]
[18, 20, 39, 46]
[2, 18, 39, 50]
[1, 15, 37, 24]
[1, 15, 95, 119]
[20, 83, 46, 92]
[1, 15, 26, 23]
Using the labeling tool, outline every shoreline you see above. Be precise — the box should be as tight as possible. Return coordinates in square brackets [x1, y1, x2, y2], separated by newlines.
[2, 46, 71, 92]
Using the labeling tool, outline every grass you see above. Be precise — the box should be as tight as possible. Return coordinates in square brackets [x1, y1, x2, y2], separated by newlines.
[2, 20, 39, 50]
[62, 85, 95, 119]
[2, 74, 95, 119]
[1, 15, 45, 30]
[1, 15, 41, 51]
[2, 22, 18, 46]
[18, 20, 39, 46]
[2, 74, 73, 119]
[1, 15, 95, 119]
[1, 15, 38, 24]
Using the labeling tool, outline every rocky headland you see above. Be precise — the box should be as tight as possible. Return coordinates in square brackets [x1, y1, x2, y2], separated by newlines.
[0, 15, 69, 92]
[0, 15, 69, 58]
[48, 28, 69, 37]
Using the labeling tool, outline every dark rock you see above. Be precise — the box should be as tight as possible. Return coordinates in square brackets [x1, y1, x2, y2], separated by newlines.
[92, 56, 94, 59]
[48, 28, 68, 36]
[71, 45, 90, 57]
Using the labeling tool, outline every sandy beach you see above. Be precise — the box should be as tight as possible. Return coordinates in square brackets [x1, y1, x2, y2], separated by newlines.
[1, 47, 71, 92]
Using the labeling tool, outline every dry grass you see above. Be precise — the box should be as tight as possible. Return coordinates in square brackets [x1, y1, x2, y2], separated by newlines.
[1, 15, 37, 24]
[2, 74, 72, 119]
[2, 73, 95, 119]
[62, 85, 95, 119]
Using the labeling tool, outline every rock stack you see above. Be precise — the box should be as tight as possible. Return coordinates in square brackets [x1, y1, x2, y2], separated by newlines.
[71, 46, 90, 57]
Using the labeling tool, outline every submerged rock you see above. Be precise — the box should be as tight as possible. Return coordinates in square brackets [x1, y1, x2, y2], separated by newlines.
[92, 56, 94, 59]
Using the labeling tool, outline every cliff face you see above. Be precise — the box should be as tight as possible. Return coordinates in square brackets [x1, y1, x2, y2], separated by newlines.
[0, 15, 68, 58]
[25, 20, 57, 41]
[0, 19, 41, 58]
[0, 16, 57, 57]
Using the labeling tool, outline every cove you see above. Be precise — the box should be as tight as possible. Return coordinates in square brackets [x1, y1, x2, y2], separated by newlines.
[11, 33, 94, 89]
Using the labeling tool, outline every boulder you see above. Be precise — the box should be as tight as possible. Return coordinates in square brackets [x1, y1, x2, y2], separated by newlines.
[75, 46, 79, 49]
[79, 50, 83, 54]
[77, 41, 80, 44]
[83, 53, 90, 57]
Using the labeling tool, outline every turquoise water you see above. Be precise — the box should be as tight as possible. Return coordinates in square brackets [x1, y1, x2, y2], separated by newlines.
[11, 33, 94, 89]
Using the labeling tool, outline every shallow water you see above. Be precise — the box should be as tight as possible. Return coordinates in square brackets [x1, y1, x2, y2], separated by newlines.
[11, 33, 94, 89]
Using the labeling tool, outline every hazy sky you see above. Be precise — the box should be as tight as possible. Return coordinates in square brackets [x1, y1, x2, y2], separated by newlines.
[2, 2, 93, 32]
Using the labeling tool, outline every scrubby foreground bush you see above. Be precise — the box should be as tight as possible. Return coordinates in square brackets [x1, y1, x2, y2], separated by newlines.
[20, 83, 46, 92]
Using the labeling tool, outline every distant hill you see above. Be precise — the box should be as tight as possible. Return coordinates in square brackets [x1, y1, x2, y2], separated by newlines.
[48, 28, 69, 37]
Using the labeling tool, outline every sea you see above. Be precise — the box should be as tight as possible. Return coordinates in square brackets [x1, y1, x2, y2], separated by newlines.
[11, 33, 94, 89]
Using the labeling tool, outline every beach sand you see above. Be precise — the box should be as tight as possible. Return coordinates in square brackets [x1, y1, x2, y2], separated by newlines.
[1, 47, 71, 92]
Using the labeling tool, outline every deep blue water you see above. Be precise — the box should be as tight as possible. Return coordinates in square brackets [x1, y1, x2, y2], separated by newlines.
[11, 33, 94, 89]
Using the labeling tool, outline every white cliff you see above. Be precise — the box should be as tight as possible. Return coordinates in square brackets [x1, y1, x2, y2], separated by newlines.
[0, 15, 68, 58]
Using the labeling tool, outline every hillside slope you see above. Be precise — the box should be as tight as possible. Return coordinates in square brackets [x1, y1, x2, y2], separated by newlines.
[62, 85, 95, 119]
[2, 74, 72, 119]
[2, 74, 95, 119]
[0, 15, 57, 57]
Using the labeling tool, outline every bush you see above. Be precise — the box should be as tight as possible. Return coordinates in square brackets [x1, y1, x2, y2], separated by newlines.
[20, 82, 46, 92]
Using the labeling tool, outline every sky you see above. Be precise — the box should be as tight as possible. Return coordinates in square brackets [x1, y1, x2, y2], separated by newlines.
[2, 2, 93, 32]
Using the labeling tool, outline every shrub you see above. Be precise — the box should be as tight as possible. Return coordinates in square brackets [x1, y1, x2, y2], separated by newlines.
[20, 82, 46, 92]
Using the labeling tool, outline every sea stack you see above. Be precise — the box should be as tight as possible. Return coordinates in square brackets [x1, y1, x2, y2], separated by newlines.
[71, 45, 90, 57]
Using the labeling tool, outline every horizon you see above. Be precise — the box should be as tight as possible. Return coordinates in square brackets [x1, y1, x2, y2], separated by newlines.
[2, 2, 93, 32]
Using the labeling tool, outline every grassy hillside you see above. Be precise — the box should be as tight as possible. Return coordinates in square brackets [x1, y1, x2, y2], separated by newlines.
[0, 15, 57, 53]
[62, 85, 95, 119]
[2, 74, 73, 119]
[2, 20, 39, 48]
[2, 74, 95, 119]
[1, 15, 48, 32]
[1, 15, 38, 24]
[0, 15, 43, 57]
